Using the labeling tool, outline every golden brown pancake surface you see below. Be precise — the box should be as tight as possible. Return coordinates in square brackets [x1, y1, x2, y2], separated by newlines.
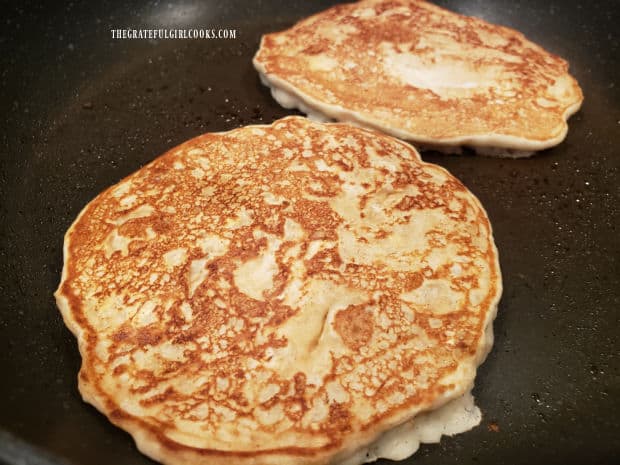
[253, 0, 583, 156]
[55, 117, 501, 465]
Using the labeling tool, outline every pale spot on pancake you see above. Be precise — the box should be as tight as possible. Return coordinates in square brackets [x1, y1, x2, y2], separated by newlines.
[196, 158, 211, 170]
[469, 288, 485, 306]
[273, 279, 368, 383]
[119, 396, 144, 417]
[133, 300, 158, 327]
[536, 97, 557, 108]
[304, 240, 334, 261]
[237, 417, 259, 434]
[401, 280, 464, 314]
[547, 75, 576, 100]
[188, 258, 209, 297]
[111, 180, 132, 198]
[234, 232, 280, 301]
[103, 229, 131, 258]
[326, 380, 349, 403]
[336, 219, 432, 272]
[119, 194, 137, 208]
[425, 247, 449, 271]
[94, 339, 111, 362]
[352, 7, 375, 18]
[213, 404, 237, 422]
[262, 191, 286, 205]
[256, 404, 284, 426]
[365, 145, 399, 172]
[191, 403, 209, 420]
[160, 341, 187, 362]
[283, 218, 304, 241]
[450, 263, 462, 277]
[258, 384, 280, 403]
[231, 317, 244, 332]
[429, 318, 442, 329]
[387, 391, 405, 406]
[448, 198, 461, 212]
[279, 277, 303, 306]
[307, 55, 338, 72]
[180, 301, 193, 322]
[303, 398, 328, 426]
[112, 204, 155, 226]
[288, 161, 310, 172]
[224, 206, 254, 229]
[196, 233, 229, 258]
[377, 311, 391, 330]
[314, 159, 330, 171]
[163, 248, 187, 269]
[400, 303, 415, 322]
[191, 168, 206, 179]
[216, 377, 230, 391]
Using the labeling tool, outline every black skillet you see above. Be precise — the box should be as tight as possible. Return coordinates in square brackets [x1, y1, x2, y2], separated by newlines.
[0, 1, 618, 464]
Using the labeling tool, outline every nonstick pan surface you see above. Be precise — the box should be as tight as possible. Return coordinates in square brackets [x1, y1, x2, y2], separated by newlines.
[0, 1, 618, 465]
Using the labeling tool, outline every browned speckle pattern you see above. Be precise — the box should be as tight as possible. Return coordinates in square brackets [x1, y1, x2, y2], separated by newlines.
[55, 117, 501, 465]
[254, 0, 583, 148]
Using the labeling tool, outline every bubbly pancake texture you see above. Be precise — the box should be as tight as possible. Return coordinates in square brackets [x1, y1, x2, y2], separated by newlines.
[55, 117, 501, 465]
[254, 0, 583, 156]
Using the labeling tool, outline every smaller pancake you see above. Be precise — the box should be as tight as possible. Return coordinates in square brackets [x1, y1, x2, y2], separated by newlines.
[254, 0, 583, 157]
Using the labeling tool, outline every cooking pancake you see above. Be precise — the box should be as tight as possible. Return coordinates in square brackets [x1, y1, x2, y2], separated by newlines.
[55, 116, 502, 465]
[253, 0, 583, 157]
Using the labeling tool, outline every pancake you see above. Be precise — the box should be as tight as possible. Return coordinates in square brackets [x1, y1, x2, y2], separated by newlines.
[55, 116, 502, 465]
[253, 0, 583, 157]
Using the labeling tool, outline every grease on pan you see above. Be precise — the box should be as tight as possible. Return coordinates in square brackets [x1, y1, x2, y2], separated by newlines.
[253, 0, 583, 157]
[55, 117, 501, 465]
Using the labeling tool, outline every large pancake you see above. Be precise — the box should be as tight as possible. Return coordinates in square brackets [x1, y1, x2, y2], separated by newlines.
[55, 116, 502, 465]
[253, 0, 583, 157]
